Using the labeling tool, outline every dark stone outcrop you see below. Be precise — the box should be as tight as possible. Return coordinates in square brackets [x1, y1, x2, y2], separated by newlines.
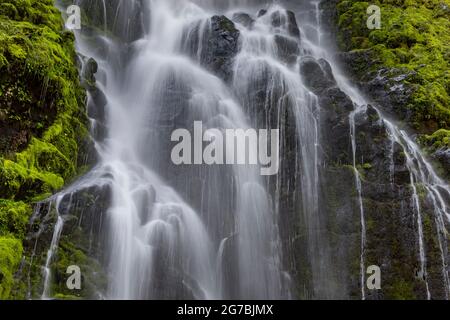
[18, 183, 112, 299]
[258, 9, 267, 17]
[81, 58, 98, 90]
[299, 56, 337, 94]
[201, 16, 241, 82]
[365, 68, 416, 121]
[271, 10, 300, 38]
[432, 148, 450, 178]
[274, 35, 300, 65]
[232, 13, 255, 29]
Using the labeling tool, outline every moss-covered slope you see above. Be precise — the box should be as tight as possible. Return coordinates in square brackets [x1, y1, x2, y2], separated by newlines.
[337, 0, 450, 139]
[0, 0, 87, 299]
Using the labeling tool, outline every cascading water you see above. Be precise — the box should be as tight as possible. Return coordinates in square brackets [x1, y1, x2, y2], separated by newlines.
[39, 0, 295, 300]
[24, 0, 449, 300]
[304, 2, 450, 300]
[231, 5, 335, 298]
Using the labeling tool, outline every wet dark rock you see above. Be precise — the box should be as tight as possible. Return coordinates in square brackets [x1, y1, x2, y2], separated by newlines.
[392, 142, 410, 185]
[432, 148, 450, 178]
[347, 106, 425, 298]
[61, 184, 112, 241]
[337, 50, 374, 80]
[319, 87, 354, 165]
[286, 10, 301, 39]
[80, 55, 107, 148]
[365, 68, 417, 121]
[136, 185, 156, 225]
[87, 87, 107, 122]
[234, 62, 288, 129]
[318, 0, 339, 44]
[271, 10, 300, 38]
[81, 57, 98, 91]
[274, 35, 300, 65]
[18, 183, 112, 299]
[232, 13, 255, 29]
[321, 87, 354, 113]
[257, 9, 267, 17]
[338, 50, 416, 122]
[299, 56, 337, 94]
[201, 15, 241, 82]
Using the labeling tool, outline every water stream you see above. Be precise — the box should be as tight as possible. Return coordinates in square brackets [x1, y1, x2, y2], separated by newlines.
[32, 0, 449, 300]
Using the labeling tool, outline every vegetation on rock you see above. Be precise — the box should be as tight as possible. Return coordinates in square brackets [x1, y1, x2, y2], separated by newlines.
[0, 0, 87, 299]
[337, 0, 450, 134]
[337, 0, 450, 299]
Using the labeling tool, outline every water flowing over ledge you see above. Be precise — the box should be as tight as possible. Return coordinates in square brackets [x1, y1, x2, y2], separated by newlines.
[18, 0, 449, 300]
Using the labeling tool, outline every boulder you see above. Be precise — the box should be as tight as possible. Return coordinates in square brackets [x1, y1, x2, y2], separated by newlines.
[274, 35, 300, 65]
[299, 56, 337, 94]
[202, 15, 241, 82]
[257, 9, 267, 17]
[232, 13, 255, 29]
[270, 10, 300, 38]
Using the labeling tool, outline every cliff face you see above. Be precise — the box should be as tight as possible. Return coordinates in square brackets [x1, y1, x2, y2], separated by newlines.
[327, 0, 450, 299]
[335, 0, 450, 177]
[0, 0, 87, 299]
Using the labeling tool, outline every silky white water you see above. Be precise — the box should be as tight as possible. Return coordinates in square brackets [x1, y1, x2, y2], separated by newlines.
[35, 0, 450, 300]
[67, 0, 294, 300]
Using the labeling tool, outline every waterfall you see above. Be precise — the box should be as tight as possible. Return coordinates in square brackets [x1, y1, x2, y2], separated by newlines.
[60, 0, 292, 300]
[26, 0, 449, 300]
[304, 1, 450, 300]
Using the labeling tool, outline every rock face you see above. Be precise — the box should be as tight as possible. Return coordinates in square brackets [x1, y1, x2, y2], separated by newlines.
[270, 10, 300, 38]
[200, 16, 241, 82]
[232, 13, 255, 29]
[274, 35, 300, 65]
[339, 49, 417, 121]
[299, 56, 337, 94]
[18, 184, 112, 299]
[432, 148, 450, 178]
[331, 0, 450, 299]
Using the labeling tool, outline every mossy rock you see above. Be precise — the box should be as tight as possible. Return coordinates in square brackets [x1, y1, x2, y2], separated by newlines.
[0, 0, 88, 300]
[0, 236, 22, 299]
[337, 0, 450, 135]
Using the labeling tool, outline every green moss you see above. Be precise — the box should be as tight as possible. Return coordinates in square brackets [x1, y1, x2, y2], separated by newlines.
[421, 129, 450, 150]
[338, 0, 450, 136]
[53, 293, 82, 300]
[0, 199, 31, 238]
[0, 0, 88, 300]
[47, 235, 106, 299]
[217, 15, 238, 33]
[0, 236, 22, 299]
[0, 0, 87, 198]
[386, 279, 416, 300]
